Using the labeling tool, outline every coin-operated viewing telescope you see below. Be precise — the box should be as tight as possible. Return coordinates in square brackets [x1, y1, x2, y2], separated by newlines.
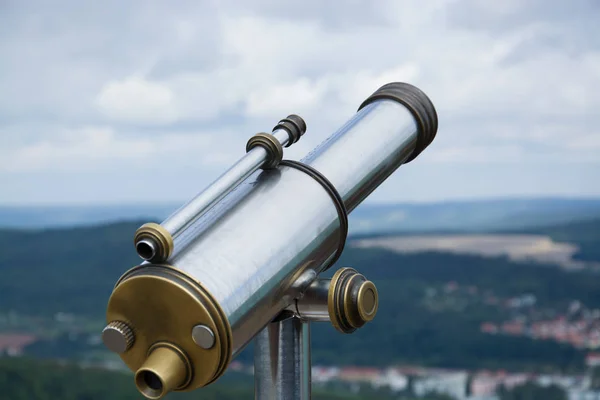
[102, 82, 438, 400]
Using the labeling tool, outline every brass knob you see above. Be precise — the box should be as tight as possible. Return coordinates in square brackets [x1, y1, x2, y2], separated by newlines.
[102, 321, 135, 354]
[328, 268, 379, 333]
[356, 280, 378, 323]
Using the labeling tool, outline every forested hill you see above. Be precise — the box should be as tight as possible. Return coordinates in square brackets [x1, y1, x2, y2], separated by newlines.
[0, 221, 143, 316]
[1, 219, 600, 370]
[526, 218, 600, 261]
[1, 218, 598, 317]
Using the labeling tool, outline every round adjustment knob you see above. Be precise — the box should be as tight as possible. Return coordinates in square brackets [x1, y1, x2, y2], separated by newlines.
[327, 268, 379, 334]
[102, 320, 135, 354]
[357, 280, 378, 323]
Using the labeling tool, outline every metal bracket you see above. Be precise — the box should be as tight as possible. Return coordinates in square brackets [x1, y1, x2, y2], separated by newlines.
[254, 267, 379, 400]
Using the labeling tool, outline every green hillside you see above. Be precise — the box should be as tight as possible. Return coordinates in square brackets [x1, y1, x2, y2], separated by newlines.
[531, 218, 600, 261]
[1, 219, 599, 371]
[309, 248, 588, 370]
[0, 221, 142, 316]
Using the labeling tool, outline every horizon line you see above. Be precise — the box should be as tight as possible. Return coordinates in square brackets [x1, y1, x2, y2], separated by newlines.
[1, 194, 600, 208]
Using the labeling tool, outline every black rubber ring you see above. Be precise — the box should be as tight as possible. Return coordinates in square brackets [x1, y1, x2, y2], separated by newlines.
[273, 114, 307, 147]
[279, 160, 348, 272]
[273, 121, 300, 147]
[357, 82, 438, 163]
[336, 270, 357, 333]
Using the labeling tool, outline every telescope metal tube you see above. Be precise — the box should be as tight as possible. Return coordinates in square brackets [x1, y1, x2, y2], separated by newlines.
[135, 116, 307, 263]
[161, 128, 290, 237]
[254, 317, 311, 400]
[168, 163, 341, 355]
[135, 145, 271, 261]
[289, 278, 331, 323]
[105, 82, 437, 396]
[303, 84, 437, 212]
[167, 83, 436, 353]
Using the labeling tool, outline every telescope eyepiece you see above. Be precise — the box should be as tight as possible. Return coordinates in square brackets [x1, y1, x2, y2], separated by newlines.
[134, 343, 192, 399]
[133, 223, 174, 262]
[136, 239, 157, 261]
[358, 82, 438, 163]
[144, 372, 162, 390]
[136, 370, 165, 399]
[273, 114, 307, 147]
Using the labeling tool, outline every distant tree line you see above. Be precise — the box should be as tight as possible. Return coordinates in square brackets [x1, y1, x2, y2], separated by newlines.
[2, 220, 599, 371]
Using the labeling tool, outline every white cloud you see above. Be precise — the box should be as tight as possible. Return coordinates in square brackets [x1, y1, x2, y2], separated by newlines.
[96, 76, 178, 124]
[0, 0, 599, 204]
[243, 64, 419, 118]
[568, 134, 600, 150]
[427, 145, 525, 164]
[0, 126, 224, 174]
[245, 78, 326, 118]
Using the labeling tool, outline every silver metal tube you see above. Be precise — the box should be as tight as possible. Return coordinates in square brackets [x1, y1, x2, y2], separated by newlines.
[170, 164, 340, 355]
[303, 100, 418, 212]
[288, 279, 330, 322]
[254, 317, 311, 400]
[105, 83, 438, 396]
[168, 84, 437, 356]
[162, 128, 291, 240]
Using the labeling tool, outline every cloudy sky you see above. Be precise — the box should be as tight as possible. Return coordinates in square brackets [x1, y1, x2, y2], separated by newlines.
[1, 0, 599, 205]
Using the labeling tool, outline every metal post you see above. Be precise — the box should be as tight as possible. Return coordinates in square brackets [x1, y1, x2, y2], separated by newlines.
[254, 316, 311, 400]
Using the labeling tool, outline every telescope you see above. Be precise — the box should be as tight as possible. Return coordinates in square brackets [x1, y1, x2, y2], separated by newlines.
[102, 82, 438, 399]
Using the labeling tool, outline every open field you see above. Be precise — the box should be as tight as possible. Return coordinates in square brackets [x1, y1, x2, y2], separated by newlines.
[352, 235, 596, 270]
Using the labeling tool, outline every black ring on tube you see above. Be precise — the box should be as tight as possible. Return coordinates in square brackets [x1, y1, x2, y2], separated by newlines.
[358, 82, 438, 163]
[273, 114, 307, 147]
[279, 160, 348, 271]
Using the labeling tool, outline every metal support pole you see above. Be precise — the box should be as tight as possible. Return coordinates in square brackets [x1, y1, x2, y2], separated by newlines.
[254, 316, 311, 400]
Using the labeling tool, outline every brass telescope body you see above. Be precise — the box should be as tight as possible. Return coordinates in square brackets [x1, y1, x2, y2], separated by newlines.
[104, 82, 438, 399]
[107, 265, 230, 397]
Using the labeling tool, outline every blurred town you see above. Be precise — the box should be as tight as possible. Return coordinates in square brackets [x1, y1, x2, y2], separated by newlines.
[4, 277, 600, 399]
[4, 335, 600, 400]
[1, 199, 599, 400]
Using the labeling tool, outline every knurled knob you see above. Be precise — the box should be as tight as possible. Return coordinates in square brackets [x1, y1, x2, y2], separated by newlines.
[328, 268, 379, 334]
[102, 321, 135, 354]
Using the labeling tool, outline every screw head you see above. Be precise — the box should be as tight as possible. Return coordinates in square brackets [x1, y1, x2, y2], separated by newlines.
[192, 325, 215, 349]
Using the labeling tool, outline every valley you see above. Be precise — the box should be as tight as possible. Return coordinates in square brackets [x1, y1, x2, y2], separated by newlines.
[0, 213, 598, 399]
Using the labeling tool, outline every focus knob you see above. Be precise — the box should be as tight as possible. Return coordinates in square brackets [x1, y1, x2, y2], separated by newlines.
[102, 320, 135, 354]
[328, 268, 379, 333]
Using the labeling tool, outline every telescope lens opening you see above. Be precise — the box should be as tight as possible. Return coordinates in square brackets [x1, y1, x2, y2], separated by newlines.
[145, 371, 163, 390]
[135, 370, 164, 399]
[136, 240, 156, 261]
